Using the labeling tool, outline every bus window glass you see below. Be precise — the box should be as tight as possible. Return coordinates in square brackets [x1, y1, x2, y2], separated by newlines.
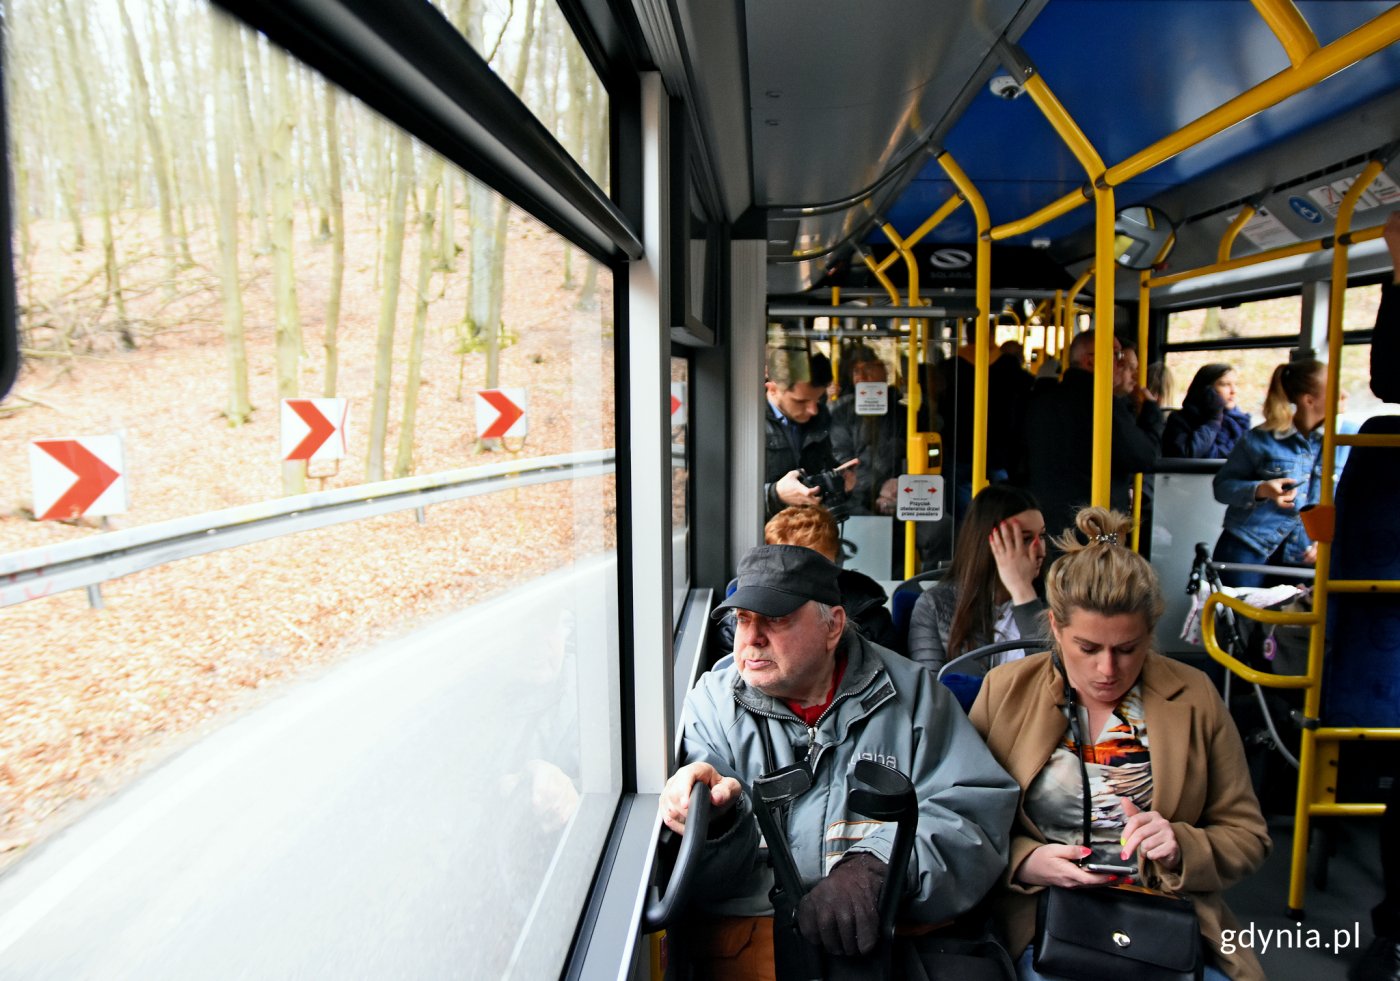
[1167, 295, 1302, 345]
[425, 0, 610, 194]
[0, 3, 618, 975]
[671, 355, 690, 621]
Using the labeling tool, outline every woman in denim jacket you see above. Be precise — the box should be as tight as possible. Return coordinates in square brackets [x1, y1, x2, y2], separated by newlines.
[1211, 359, 1326, 587]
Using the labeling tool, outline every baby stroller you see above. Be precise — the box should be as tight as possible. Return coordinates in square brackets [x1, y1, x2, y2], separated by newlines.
[1182, 543, 1312, 812]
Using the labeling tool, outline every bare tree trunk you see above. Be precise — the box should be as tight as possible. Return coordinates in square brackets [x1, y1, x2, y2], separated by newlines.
[239, 31, 272, 254]
[367, 132, 413, 482]
[118, 0, 179, 297]
[561, 41, 587, 290]
[269, 46, 305, 494]
[56, 0, 126, 332]
[323, 84, 345, 397]
[213, 11, 251, 425]
[396, 158, 442, 478]
[436, 167, 455, 274]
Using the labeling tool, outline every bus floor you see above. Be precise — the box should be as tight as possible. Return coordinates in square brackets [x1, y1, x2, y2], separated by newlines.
[1226, 814, 1383, 980]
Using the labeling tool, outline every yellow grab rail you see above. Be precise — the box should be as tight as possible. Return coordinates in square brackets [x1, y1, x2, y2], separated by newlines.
[1218, 204, 1258, 263]
[1200, 591, 1316, 689]
[1020, 70, 1116, 507]
[1249, 0, 1320, 67]
[990, 5, 1400, 242]
[938, 152, 994, 501]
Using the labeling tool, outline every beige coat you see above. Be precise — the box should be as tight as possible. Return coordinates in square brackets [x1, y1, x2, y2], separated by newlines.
[969, 651, 1270, 981]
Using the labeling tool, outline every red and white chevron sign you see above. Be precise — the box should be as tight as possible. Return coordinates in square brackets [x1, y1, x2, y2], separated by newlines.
[281, 398, 349, 462]
[475, 388, 528, 440]
[29, 435, 127, 521]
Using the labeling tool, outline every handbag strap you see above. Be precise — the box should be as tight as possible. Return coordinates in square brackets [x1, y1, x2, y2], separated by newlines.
[1051, 652, 1094, 849]
[756, 716, 789, 837]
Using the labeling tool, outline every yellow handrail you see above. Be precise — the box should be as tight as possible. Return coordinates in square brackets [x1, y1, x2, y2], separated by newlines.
[938, 152, 993, 501]
[1130, 269, 1150, 551]
[876, 222, 931, 579]
[1020, 71, 1115, 507]
[1218, 204, 1257, 264]
[1200, 592, 1316, 689]
[1249, 0, 1320, 67]
[1148, 223, 1384, 289]
[990, 5, 1400, 241]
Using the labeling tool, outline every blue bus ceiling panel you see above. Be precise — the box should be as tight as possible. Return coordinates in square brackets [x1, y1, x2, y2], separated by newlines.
[744, 0, 1027, 206]
[876, 0, 1400, 252]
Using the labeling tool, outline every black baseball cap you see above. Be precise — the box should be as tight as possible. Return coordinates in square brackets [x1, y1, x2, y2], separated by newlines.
[712, 544, 843, 620]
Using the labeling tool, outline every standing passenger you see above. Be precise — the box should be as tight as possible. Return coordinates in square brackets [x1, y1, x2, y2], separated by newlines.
[830, 347, 906, 516]
[1211, 358, 1326, 587]
[764, 348, 855, 519]
[1023, 330, 1161, 541]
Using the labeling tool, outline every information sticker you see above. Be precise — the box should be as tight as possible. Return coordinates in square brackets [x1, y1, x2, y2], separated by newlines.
[895, 474, 944, 522]
[854, 382, 888, 416]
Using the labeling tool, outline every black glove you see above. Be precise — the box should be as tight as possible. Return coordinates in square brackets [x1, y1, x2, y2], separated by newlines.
[795, 851, 887, 956]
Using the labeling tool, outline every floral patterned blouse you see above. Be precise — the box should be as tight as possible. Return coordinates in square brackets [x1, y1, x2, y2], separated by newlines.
[1023, 684, 1153, 866]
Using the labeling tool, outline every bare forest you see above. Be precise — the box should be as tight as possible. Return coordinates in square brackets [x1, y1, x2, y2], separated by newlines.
[0, 0, 617, 866]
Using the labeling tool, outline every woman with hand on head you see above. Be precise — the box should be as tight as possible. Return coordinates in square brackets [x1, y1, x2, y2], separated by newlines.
[907, 485, 1047, 674]
[970, 507, 1270, 981]
[1163, 363, 1251, 458]
[1211, 358, 1327, 587]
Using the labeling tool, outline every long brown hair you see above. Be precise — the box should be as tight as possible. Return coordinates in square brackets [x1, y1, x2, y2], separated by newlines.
[1261, 358, 1324, 433]
[1044, 507, 1165, 638]
[944, 485, 1042, 658]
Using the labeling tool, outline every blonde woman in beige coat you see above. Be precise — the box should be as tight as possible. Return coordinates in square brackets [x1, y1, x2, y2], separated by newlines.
[969, 507, 1270, 981]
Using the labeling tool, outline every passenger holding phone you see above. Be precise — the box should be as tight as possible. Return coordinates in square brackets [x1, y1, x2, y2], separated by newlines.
[1211, 358, 1328, 588]
[969, 508, 1270, 981]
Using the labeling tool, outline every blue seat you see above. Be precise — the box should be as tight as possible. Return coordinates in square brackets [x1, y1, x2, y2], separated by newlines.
[938, 638, 1052, 713]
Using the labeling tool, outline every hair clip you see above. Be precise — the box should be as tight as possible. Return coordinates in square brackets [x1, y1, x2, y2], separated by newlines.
[1093, 533, 1119, 545]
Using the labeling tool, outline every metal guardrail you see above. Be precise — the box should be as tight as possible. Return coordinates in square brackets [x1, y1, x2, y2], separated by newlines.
[0, 450, 617, 609]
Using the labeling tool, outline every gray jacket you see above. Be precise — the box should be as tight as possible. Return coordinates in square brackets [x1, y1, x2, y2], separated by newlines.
[906, 579, 1046, 673]
[679, 629, 1019, 922]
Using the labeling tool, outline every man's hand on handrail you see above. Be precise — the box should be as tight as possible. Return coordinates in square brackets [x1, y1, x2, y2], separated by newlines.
[662, 762, 741, 834]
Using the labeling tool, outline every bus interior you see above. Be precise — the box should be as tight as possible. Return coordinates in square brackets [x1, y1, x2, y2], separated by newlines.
[0, 0, 1398, 978]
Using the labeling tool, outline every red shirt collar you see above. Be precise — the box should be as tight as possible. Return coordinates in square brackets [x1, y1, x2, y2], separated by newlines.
[782, 654, 847, 727]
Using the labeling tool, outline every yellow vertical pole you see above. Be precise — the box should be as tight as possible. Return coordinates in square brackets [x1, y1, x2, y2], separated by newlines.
[1013, 47, 1125, 502]
[1131, 270, 1151, 551]
[1287, 158, 1383, 916]
[878, 223, 924, 578]
[829, 286, 841, 400]
[937, 152, 993, 499]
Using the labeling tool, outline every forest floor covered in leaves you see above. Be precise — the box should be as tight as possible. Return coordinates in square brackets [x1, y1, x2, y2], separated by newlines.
[0, 205, 618, 871]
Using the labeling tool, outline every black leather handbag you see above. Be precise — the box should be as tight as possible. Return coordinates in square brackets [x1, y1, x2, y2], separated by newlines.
[1032, 656, 1204, 981]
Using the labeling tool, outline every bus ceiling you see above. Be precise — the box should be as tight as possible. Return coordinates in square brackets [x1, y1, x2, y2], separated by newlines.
[647, 0, 1400, 298]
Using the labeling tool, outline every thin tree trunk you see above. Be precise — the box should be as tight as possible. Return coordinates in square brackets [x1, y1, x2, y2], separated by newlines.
[367, 132, 413, 482]
[118, 0, 179, 297]
[269, 46, 305, 493]
[323, 84, 345, 397]
[396, 158, 442, 478]
[56, 0, 125, 332]
[213, 11, 251, 425]
[239, 31, 272, 254]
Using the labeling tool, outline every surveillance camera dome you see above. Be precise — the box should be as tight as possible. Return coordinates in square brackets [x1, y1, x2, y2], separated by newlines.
[989, 75, 1024, 100]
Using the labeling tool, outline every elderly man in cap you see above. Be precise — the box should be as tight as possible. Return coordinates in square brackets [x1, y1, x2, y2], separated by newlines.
[662, 544, 1018, 976]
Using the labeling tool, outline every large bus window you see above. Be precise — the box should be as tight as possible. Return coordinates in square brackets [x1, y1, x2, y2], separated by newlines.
[1164, 288, 1376, 422]
[0, 2, 618, 975]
